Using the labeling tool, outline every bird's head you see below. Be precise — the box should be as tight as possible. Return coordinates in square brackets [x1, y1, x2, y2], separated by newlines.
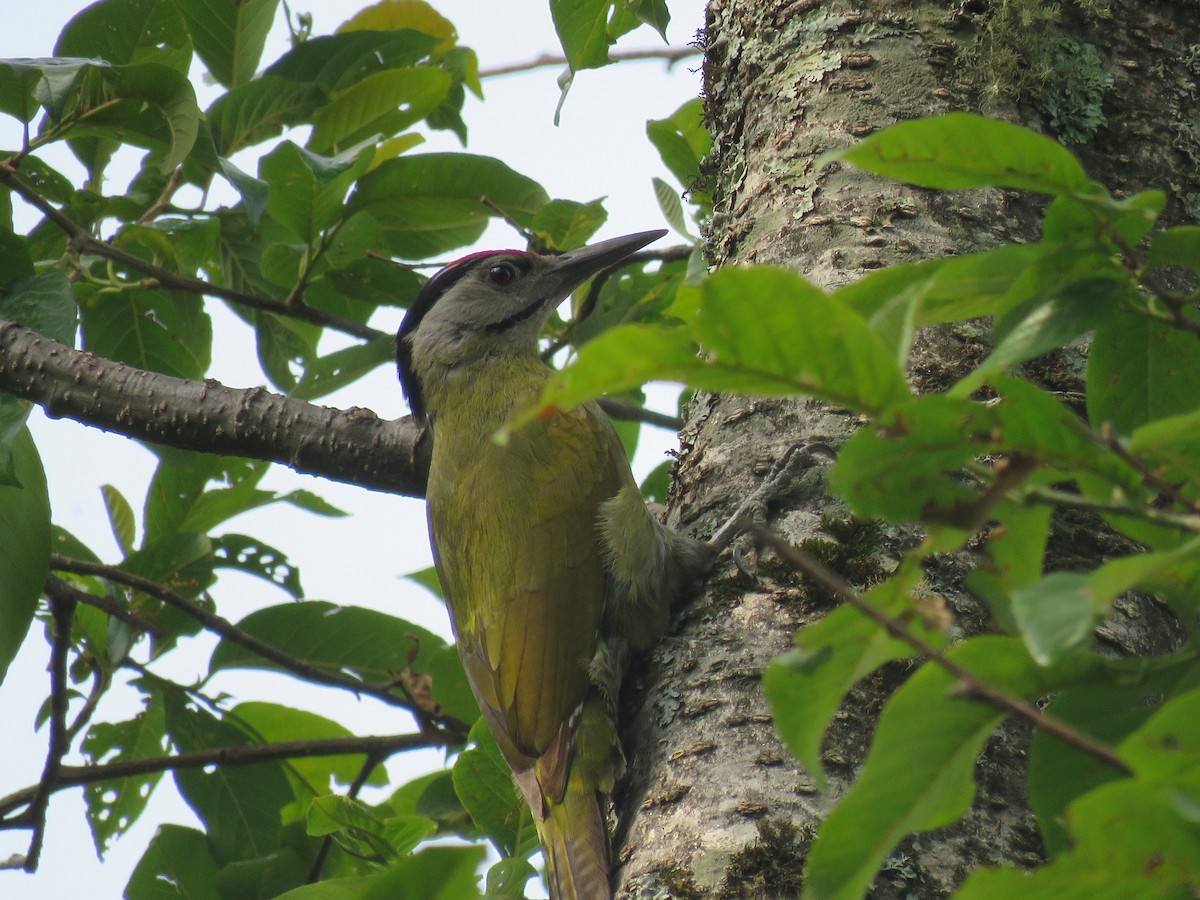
[396, 229, 666, 423]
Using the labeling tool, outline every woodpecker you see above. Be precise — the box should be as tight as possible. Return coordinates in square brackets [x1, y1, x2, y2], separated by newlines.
[397, 230, 714, 899]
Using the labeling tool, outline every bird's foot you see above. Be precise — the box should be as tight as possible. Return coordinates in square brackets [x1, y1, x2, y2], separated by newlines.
[706, 441, 836, 575]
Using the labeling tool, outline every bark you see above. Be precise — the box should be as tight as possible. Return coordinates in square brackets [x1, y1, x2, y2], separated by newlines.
[615, 1, 1199, 896]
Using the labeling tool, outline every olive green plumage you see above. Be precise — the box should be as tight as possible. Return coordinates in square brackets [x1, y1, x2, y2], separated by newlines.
[398, 232, 711, 899]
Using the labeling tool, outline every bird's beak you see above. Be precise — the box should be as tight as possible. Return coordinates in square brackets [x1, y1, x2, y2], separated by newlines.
[541, 229, 668, 298]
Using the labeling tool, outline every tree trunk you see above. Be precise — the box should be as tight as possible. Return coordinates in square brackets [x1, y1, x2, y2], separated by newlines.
[615, 0, 1200, 895]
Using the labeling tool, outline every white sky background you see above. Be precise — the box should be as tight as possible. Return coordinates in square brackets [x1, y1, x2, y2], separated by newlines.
[0, 1, 706, 896]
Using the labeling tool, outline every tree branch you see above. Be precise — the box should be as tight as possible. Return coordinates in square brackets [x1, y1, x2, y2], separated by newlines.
[21, 591, 75, 871]
[478, 46, 700, 79]
[0, 733, 444, 825]
[0, 320, 432, 497]
[49, 554, 469, 738]
[750, 526, 1135, 777]
[0, 160, 387, 343]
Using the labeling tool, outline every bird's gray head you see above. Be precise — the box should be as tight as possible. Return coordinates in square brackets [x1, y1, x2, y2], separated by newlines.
[396, 229, 666, 423]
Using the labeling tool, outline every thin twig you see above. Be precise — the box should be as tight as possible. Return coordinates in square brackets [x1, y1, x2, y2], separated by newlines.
[1021, 485, 1200, 534]
[597, 398, 683, 431]
[0, 733, 442, 825]
[478, 46, 700, 79]
[1098, 423, 1200, 518]
[0, 161, 385, 342]
[22, 591, 76, 871]
[750, 526, 1134, 776]
[479, 195, 535, 244]
[48, 554, 469, 738]
[135, 165, 186, 225]
[45, 574, 166, 639]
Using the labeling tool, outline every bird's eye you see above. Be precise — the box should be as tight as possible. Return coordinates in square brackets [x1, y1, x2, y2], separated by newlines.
[486, 262, 519, 286]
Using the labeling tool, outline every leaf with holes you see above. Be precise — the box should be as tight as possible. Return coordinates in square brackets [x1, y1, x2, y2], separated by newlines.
[83, 694, 168, 854]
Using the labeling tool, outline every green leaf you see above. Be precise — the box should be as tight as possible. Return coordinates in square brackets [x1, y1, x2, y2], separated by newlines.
[955, 273, 1128, 395]
[484, 857, 538, 899]
[208, 600, 453, 693]
[347, 153, 549, 259]
[1011, 572, 1096, 666]
[837, 243, 1046, 325]
[307, 795, 435, 863]
[143, 451, 255, 541]
[0, 269, 77, 346]
[629, 0, 671, 43]
[1146, 226, 1200, 277]
[530, 267, 909, 429]
[164, 690, 293, 865]
[273, 877, 378, 900]
[453, 720, 532, 855]
[822, 113, 1094, 196]
[652, 176, 693, 239]
[0, 397, 33, 486]
[387, 769, 473, 836]
[646, 98, 711, 199]
[101, 484, 137, 555]
[965, 501, 1052, 633]
[81, 290, 211, 380]
[82, 694, 167, 853]
[831, 395, 986, 523]
[125, 824, 222, 900]
[958, 778, 1200, 898]
[292, 337, 397, 401]
[0, 59, 83, 122]
[55, 0, 192, 72]
[404, 565, 443, 602]
[216, 156, 270, 225]
[213, 534, 304, 599]
[530, 198, 608, 251]
[1128, 409, 1200, 504]
[262, 30, 442, 92]
[551, 0, 613, 71]
[215, 842, 311, 900]
[1120, 687, 1200, 779]
[122, 531, 215, 603]
[803, 638, 1045, 900]
[175, 0, 280, 88]
[832, 380, 1139, 526]
[339, 2, 458, 49]
[765, 568, 926, 789]
[0, 230, 34, 291]
[207, 76, 327, 156]
[1088, 310, 1200, 434]
[260, 141, 374, 244]
[639, 459, 672, 504]
[1014, 539, 1200, 665]
[253, 311, 318, 392]
[59, 62, 201, 176]
[236, 702, 385, 797]
[359, 846, 486, 900]
[1029, 684, 1155, 855]
[278, 489, 348, 518]
[0, 429, 50, 684]
[308, 67, 450, 154]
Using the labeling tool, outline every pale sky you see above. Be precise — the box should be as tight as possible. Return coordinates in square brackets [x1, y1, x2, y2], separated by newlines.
[0, 0, 706, 896]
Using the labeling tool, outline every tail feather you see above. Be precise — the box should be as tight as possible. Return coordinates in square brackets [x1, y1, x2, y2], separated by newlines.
[537, 785, 612, 900]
